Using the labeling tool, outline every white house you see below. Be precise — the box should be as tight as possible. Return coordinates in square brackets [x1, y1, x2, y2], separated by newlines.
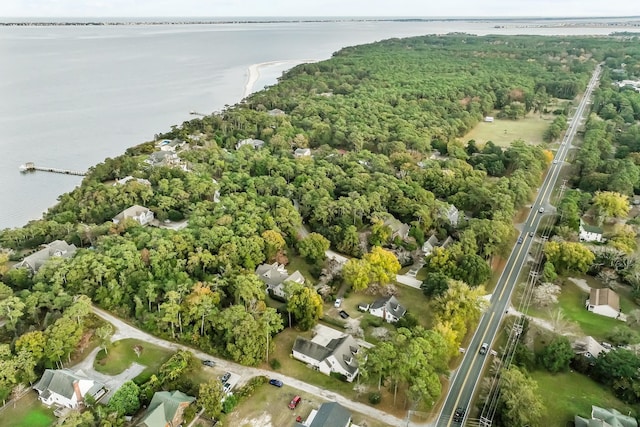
[444, 204, 460, 227]
[34, 369, 106, 409]
[586, 288, 621, 319]
[294, 148, 312, 158]
[17, 240, 77, 273]
[369, 295, 406, 323]
[255, 262, 305, 300]
[112, 205, 154, 226]
[484, 116, 494, 122]
[574, 336, 609, 359]
[579, 220, 603, 243]
[235, 138, 265, 150]
[383, 217, 410, 241]
[158, 138, 185, 152]
[292, 333, 360, 382]
[422, 235, 439, 256]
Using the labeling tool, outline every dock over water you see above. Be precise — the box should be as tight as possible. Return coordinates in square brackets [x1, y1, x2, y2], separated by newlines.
[19, 162, 86, 176]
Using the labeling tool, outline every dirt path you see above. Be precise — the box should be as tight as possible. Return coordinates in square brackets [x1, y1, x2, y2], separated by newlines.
[91, 307, 409, 426]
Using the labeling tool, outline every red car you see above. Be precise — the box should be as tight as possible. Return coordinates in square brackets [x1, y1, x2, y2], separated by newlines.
[288, 395, 301, 410]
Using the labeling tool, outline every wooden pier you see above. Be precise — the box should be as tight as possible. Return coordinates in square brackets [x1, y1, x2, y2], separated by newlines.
[19, 162, 86, 176]
[189, 110, 206, 116]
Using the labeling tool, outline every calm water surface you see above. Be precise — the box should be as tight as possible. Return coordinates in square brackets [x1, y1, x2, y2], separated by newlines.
[1, 19, 638, 229]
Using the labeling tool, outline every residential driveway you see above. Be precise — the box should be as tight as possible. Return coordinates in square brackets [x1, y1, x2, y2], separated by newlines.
[91, 307, 410, 426]
[72, 347, 145, 404]
[396, 274, 422, 289]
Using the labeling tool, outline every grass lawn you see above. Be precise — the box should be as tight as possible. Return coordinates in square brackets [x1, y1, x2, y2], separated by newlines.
[94, 338, 174, 380]
[460, 112, 554, 147]
[0, 392, 55, 427]
[558, 281, 630, 340]
[222, 382, 391, 427]
[532, 369, 637, 427]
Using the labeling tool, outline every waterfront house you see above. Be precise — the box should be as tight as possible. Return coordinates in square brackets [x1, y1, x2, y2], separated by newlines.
[138, 390, 195, 427]
[17, 240, 77, 273]
[158, 139, 185, 152]
[292, 331, 360, 382]
[112, 205, 154, 226]
[34, 369, 106, 409]
[114, 176, 151, 186]
[145, 151, 179, 167]
[586, 288, 621, 319]
[369, 295, 406, 323]
[255, 262, 305, 300]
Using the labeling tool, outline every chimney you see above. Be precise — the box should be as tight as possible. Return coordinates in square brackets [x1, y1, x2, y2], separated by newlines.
[72, 381, 83, 404]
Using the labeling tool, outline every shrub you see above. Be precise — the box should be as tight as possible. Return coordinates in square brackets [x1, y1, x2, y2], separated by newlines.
[368, 391, 381, 405]
[222, 394, 239, 414]
[270, 359, 281, 370]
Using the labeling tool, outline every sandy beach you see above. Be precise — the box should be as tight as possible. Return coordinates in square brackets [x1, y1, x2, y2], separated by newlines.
[242, 59, 318, 98]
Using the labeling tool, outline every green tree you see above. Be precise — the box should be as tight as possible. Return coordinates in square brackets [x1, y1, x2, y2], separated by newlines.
[297, 233, 330, 264]
[496, 366, 544, 427]
[285, 282, 323, 331]
[96, 324, 114, 355]
[364, 246, 401, 285]
[421, 272, 450, 298]
[539, 336, 574, 373]
[262, 230, 286, 261]
[342, 259, 371, 292]
[544, 241, 595, 274]
[107, 380, 140, 416]
[199, 380, 224, 419]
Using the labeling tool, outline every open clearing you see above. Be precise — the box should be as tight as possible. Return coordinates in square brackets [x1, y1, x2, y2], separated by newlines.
[0, 392, 55, 427]
[460, 112, 554, 147]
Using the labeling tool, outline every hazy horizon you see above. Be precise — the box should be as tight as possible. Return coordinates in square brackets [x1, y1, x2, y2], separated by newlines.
[2, 0, 639, 19]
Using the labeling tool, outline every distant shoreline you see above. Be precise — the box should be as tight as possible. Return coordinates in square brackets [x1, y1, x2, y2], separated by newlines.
[2, 16, 640, 27]
[243, 59, 318, 99]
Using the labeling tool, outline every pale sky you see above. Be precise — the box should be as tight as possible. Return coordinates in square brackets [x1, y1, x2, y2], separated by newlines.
[1, 0, 638, 18]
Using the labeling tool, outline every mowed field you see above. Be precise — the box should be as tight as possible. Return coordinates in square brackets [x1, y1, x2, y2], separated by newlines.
[460, 113, 555, 147]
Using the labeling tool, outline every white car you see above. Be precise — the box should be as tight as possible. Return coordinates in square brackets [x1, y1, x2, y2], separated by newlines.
[334, 298, 342, 308]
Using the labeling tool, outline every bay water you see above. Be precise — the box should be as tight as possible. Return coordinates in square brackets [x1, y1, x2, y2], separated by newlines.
[1, 18, 638, 229]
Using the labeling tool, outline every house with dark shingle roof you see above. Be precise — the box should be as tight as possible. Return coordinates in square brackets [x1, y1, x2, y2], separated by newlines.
[575, 405, 637, 427]
[295, 402, 352, 427]
[255, 262, 305, 300]
[138, 390, 195, 427]
[369, 295, 406, 323]
[33, 369, 106, 409]
[17, 240, 77, 273]
[292, 334, 360, 382]
[586, 288, 621, 319]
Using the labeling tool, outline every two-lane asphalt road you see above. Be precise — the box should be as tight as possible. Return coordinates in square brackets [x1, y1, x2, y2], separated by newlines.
[435, 64, 602, 427]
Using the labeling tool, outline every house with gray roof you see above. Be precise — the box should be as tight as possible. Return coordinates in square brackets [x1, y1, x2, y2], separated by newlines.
[580, 220, 603, 243]
[17, 240, 77, 273]
[422, 235, 439, 256]
[235, 138, 265, 150]
[586, 288, 621, 319]
[145, 151, 179, 167]
[268, 108, 286, 116]
[34, 369, 106, 409]
[114, 176, 151, 186]
[138, 390, 195, 427]
[295, 402, 352, 427]
[158, 138, 186, 152]
[112, 205, 154, 226]
[383, 217, 410, 241]
[255, 262, 305, 300]
[294, 148, 312, 158]
[292, 334, 360, 382]
[575, 405, 637, 427]
[369, 295, 406, 323]
[574, 336, 610, 360]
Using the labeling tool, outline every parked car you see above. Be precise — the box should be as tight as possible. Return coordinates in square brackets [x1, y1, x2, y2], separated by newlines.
[223, 382, 232, 394]
[220, 372, 231, 383]
[288, 395, 301, 410]
[479, 343, 489, 355]
[269, 379, 283, 387]
[202, 360, 216, 367]
[334, 298, 342, 308]
[339, 310, 350, 319]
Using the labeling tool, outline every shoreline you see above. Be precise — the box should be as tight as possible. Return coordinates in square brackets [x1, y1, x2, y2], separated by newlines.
[242, 59, 318, 99]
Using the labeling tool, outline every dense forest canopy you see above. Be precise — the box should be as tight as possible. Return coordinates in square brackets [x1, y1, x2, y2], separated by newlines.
[1, 33, 640, 413]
